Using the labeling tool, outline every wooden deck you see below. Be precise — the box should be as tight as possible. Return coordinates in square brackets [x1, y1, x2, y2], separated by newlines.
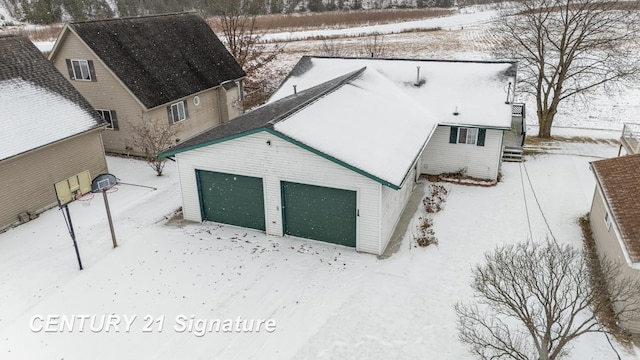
[621, 123, 640, 155]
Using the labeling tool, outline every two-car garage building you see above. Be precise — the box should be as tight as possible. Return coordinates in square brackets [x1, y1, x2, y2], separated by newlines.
[160, 68, 435, 255]
[159, 57, 518, 255]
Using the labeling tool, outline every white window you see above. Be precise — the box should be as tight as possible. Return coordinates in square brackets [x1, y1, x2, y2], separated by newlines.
[97, 109, 117, 130]
[457, 127, 478, 145]
[169, 101, 187, 124]
[605, 211, 612, 231]
[71, 60, 92, 81]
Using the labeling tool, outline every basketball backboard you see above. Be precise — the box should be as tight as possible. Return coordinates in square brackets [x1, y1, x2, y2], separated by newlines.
[91, 173, 118, 193]
[54, 170, 92, 207]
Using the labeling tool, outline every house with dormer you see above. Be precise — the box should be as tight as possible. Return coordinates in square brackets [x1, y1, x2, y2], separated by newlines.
[49, 12, 246, 155]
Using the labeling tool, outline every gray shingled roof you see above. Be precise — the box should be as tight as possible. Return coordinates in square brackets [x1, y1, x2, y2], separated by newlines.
[591, 154, 640, 263]
[68, 13, 246, 109]
[159, 68, 365, 157]
[0, 35, 106, 161]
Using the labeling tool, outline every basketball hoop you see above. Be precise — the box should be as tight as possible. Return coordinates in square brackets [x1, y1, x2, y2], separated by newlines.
[91, 173, 119, 248]
[75, 192, 94, 207]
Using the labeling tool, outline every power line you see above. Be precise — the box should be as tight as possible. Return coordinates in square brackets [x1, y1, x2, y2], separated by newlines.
[522, 161, 558, 244]
[519, 163, 533, 241]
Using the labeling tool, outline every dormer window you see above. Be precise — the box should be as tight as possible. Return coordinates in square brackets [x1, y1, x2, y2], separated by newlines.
[65, 59, 96, 81]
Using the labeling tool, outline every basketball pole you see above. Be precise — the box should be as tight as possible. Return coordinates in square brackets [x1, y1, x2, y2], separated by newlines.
[102, 189, 118, 248]
[62, 204, 83, 270]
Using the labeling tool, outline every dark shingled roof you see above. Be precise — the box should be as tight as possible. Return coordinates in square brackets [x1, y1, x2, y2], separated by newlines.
[69, 13, 246, 109]
[159, 68, 365, 157]
[591, 154, 640, 262]
[0, 34, 105, 121]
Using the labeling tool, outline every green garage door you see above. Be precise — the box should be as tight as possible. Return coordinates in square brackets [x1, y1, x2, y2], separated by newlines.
[196, 170, 265, 231]
[281, 181, 356, 247]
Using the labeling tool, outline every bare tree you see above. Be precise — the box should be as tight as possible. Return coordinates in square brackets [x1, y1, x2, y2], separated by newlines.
[455, 241, 640, 360]
[213, 0, 282, 76]
[320, 38, 348, 57]
[359, 32, 387, 58]
[131, 120, 178, 176]
[493, 0, 640, 138]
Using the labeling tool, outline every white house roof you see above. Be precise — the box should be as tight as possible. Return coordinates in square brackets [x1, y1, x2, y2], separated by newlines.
[271, 57, 517, 129]
[273, 67, 437, 187]
[160, 67, 438, 188]
[0, 35, 105, 162]
[0, 79, 103, 161]
[161, 57, 518, 188]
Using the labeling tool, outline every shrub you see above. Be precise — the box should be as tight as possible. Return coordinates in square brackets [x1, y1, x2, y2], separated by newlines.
[415, 217, 438, 247]
[423, 184, 449, 213]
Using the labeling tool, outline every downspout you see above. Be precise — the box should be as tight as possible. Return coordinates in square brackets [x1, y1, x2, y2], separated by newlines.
[217, 86, 226, 123]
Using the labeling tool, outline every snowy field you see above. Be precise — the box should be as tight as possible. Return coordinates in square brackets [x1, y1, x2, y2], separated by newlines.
[2, 6, 640, 359]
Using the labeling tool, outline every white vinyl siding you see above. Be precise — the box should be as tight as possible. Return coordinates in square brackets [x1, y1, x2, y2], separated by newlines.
[380, 167, 416, 252]
[420, 125, 503, 180]
[175, 131, 385, 255]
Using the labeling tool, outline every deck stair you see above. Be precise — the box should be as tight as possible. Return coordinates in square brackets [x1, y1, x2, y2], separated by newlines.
[503, 146, 524, 162]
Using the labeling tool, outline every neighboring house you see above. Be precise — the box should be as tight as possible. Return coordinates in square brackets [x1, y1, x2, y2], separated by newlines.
[48, 12, 246, 156]
[159, 57, 520, 255]
[589, 154, 640, 332]
[0, 35, 108, 231]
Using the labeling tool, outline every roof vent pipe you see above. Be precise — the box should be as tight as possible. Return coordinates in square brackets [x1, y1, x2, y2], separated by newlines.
[416, 66, 421, 86]
[505, 82, 512, 104]
[293, 85, 297, 94]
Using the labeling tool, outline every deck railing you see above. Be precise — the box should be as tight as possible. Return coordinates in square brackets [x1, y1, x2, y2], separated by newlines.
[621, 123, 640, 155]
[512, 103, 525, 118]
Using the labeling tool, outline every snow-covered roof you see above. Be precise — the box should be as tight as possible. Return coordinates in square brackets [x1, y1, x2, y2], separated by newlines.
[0, 79, 104, 161]
[271, 56, 517, 129]
[273, 67, 437, 187]
[161, 67, 438, 189]
[0, 35, 105, 161]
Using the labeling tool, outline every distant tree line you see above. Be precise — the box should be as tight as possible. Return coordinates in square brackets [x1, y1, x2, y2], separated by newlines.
[6, 0, 460, 24]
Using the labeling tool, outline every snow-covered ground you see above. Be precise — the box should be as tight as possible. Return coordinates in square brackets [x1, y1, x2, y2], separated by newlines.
[3, 6, 640, 359]
[0, 131, 635, 359]
[262, 7, 497, 41]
